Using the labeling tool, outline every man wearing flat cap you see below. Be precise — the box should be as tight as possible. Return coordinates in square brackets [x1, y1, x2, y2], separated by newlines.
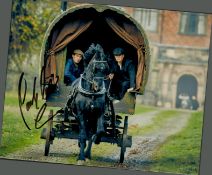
[64, 49, 84, 85]
[109, 47, 136, 100]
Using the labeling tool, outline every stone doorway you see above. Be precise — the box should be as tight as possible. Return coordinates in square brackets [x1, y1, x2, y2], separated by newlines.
[176, 75, 198, 109]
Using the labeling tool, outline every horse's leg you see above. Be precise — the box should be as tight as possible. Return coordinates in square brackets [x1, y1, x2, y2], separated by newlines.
[77, 114, 87, 162]
[97, 113, 105, 134]
[94, 113, 105, 144]
[85, 135, 93, 160]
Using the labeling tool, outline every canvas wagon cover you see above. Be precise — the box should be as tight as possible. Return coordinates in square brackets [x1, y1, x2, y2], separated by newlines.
[41, 4, 150, 94]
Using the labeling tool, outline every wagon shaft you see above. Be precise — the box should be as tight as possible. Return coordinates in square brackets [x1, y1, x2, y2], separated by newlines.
[99, 135, 132, 148]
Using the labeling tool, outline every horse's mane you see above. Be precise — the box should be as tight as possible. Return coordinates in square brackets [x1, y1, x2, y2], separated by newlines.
[82, 44, 106, 81]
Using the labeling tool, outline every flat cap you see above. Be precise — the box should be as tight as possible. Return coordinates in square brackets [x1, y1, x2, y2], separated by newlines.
[113, 47, 124, 55]
[73, 49, 84, 56]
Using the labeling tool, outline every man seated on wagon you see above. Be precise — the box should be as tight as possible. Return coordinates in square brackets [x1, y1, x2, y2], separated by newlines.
[109, 47, 136, 100]
[64, 49, 84, 86]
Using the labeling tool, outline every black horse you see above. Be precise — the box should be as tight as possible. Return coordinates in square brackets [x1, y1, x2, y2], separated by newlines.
[65, 44, 110, 163]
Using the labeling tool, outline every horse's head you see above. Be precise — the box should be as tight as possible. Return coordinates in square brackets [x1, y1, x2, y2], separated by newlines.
[82, 44, 110, 93]
[91, 45, 110, 92]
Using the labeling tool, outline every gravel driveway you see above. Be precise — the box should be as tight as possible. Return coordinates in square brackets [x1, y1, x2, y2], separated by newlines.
[2, 108, 192, 170]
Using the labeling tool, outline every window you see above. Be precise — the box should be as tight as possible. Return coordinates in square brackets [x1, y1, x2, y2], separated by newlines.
[179, 12, 206, 35]
[134, 9, 159, 32]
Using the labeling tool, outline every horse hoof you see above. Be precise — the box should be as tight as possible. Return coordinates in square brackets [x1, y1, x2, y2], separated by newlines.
[85, 158, 90, 162]
[77, 160, 85, 165]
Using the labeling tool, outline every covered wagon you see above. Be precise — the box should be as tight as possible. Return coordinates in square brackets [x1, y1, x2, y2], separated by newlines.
[39, 4, 151, 163]
[40, 4, 150, 114]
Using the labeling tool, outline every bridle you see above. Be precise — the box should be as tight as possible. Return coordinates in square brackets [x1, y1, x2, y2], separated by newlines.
[78, 75, 106, 95]
[77, 59, 109, 96]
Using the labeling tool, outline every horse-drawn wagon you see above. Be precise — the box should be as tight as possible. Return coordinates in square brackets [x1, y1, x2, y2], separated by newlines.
[39, 4, 150, 163]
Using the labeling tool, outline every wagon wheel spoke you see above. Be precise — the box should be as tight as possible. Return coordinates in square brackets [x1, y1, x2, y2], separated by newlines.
[119, 116, 128, 163]
[44, 110, 54, 156]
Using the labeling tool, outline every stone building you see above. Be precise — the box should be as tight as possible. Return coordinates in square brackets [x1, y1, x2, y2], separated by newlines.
[124, 8, 212, 109]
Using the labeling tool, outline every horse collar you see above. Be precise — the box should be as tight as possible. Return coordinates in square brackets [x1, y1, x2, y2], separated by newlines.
[77, 77, 106, 96]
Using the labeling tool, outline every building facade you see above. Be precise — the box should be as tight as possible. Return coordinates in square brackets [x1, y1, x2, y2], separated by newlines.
[66, 2, 211, 109]
[126, 8, 212, 109]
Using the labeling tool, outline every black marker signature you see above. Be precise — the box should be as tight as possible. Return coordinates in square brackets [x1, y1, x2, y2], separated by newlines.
[18, 72, 31, 130]
[18, 72, 61, 130]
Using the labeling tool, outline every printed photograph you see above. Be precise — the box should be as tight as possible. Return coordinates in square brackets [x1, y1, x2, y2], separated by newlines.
[0, 1, 211, 175]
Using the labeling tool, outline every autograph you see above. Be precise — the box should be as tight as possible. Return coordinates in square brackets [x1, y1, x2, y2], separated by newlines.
[18, 72, 61, 130]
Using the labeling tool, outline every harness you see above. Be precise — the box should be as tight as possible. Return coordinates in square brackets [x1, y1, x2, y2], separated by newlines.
[65, 52, 110, 118]
[77, 75, 106, 96]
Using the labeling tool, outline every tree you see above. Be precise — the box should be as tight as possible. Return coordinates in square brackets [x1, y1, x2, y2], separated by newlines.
[8, 0, 60, 73]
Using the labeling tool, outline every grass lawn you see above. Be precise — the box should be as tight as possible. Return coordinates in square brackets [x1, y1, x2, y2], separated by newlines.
[129, 110, 183, 136]
[0, 92, 49, 156]
[0, 111, 41, 156]
[134, 104, 157, 114]
[148, 111, 203, 175]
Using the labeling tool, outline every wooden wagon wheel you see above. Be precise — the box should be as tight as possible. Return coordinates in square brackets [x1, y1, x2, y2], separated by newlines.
[119, 116, 128, 163]
[44, 110, 54, 156]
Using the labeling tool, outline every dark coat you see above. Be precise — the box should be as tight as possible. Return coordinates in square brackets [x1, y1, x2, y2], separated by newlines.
[64, 58, 84, 85]
[113, 59, 136, 88]
[110, 58, 136, 99]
